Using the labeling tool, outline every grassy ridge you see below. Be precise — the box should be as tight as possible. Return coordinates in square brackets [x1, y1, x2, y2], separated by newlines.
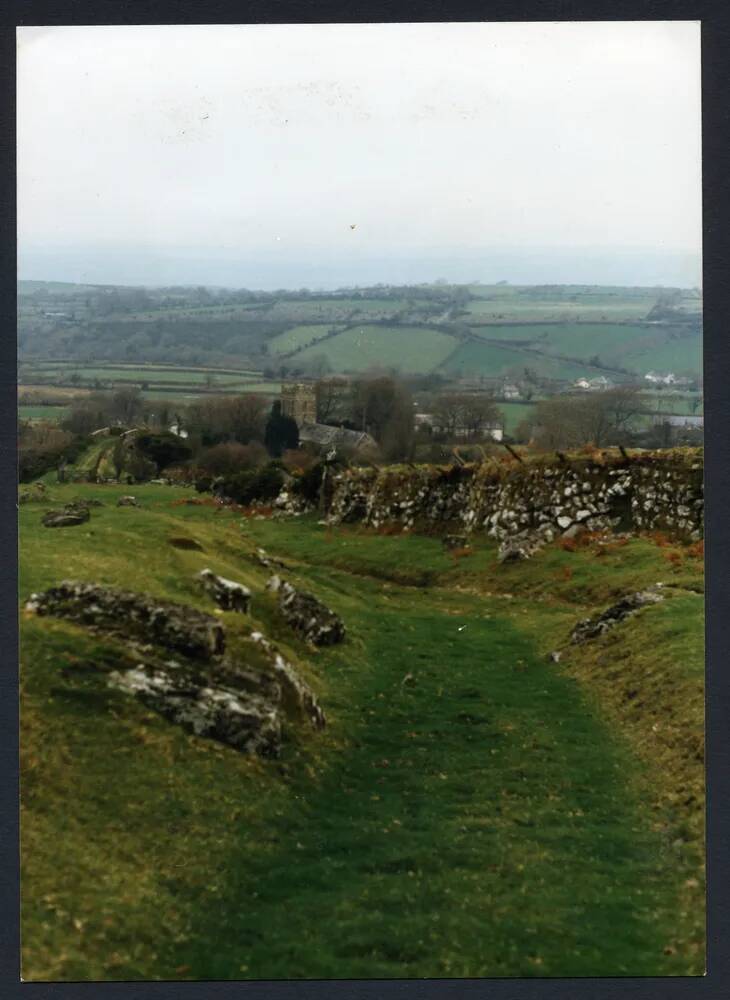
[19, 486, 704, 979]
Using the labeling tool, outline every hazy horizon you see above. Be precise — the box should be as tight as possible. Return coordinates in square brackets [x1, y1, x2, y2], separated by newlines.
[17, 22, 702, 292]
[18, 244, 701, 292]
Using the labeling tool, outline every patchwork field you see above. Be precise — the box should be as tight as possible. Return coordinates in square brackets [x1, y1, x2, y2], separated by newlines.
[267, 325, 340, 355]
[19, 483, 704, 980]
[294, 325, 458, 374]
[439, 340, 602, 381]
[18, 280, 702, 380]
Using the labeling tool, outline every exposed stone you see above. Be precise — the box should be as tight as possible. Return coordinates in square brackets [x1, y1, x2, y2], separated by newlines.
[28, 581, 325, 756]
[117, 495, 139, 507]
[168, 536, 204, 551]
[41, 507, 90, 528]
[109, 662, 282, 756]
[267, 575, 346, 646]
[26, 581, 224, 660]
[571, 589, 665, 644]
[197, 568, 251, 613]
[324, 451, 703, 543]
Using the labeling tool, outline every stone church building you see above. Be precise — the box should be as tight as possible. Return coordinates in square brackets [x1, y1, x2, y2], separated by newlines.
[280, 382, 377, 457]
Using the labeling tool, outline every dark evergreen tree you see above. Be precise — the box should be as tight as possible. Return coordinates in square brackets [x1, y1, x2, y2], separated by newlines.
[264, 401, 299, 457]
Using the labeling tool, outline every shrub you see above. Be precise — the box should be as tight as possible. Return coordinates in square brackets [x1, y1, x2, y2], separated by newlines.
[217, 463, 284, 505]
[281, 448, 318, 474]
[293, 461, 325, 503]
[136, 432, 193, 473]
[196, 441, 268, 477]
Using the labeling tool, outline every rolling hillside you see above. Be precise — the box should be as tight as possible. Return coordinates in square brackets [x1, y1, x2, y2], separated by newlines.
[18, 281, 702, 382]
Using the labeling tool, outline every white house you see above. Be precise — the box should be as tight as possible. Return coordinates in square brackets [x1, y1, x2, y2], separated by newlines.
[645, 371, 677, 386]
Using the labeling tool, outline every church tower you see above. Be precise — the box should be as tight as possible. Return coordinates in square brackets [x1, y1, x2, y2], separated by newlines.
[280, 383, 317, 427]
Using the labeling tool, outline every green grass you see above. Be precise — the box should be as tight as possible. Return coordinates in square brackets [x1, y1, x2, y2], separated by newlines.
[464, 297, 656, 322]
[497, 401, 537, 435]
[267, 325, 340, 355]
[19, 487, 704, 979]
[265, 299, 406, 323]
[440, 341, 599, 380]
[18, 405, 68, 422]
[294, 325, 458, 374]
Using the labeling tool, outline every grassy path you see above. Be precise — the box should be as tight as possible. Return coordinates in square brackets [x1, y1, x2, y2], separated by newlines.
[179, 569, 679, 979]
[19, 488, 702, 979]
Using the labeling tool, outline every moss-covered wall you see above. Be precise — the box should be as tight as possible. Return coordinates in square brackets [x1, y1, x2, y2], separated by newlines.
[326, 449, 704, 541]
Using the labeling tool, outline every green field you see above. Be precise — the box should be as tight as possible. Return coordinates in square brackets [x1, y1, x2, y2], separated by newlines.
[440, 341, 599, 381]
[496, 401, 537, 435]
[465, 298, 657, 322]
[22, 365, 263, 385]
[265, 299, 405, 323]
[468, 323, 702, 379]
[616, 336, 703, 379]
[267, 325, 339, 355]
[19, 483, 704, 980]
[295, 325, 458, 374]
[18, 405, 68, 422]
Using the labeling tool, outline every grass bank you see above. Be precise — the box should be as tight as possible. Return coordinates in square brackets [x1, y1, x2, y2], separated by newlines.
[19, 485, 704, 979]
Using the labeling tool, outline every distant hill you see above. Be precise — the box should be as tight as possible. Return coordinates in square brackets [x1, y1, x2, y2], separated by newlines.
[18, 280, 702, 381]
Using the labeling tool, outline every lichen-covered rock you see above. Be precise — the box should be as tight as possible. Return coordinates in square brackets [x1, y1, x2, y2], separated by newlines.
[248, 631, 325, 729]
[26, 581, 224, 660]
[267, 575, 346, 646]
[109, 662, 282, 756]
[29, 581, 325, 755]
[41, 507, 90, 528]
[498, 532, 541, 563]
[197, 568, 251, 613]
[117, 495, 139, 507]
[325, 451, 703, 543]
[570, 588, 665, 643]
[107, 627, 325, 756]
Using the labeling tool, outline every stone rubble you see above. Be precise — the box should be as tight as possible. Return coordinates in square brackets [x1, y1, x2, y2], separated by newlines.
[26, 581, 225, 660]
[267, 575, 346, 646]
[570, 588, 665, 644]
[197, 568, 251, 613]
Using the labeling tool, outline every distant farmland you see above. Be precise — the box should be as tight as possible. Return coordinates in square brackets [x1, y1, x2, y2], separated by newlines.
[267, 325, 341, 355]
[294, 325, 457, 374]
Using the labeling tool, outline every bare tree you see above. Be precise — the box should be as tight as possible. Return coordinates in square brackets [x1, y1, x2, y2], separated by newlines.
[527, 388, 648, 450]
[315, 377, 349, 423]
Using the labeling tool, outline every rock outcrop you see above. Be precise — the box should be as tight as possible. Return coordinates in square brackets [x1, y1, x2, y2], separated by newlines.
[41, 506, 90, 528]
[197, 569, 251, 613]
[26, 581, 224, 660]
[267, 575, 346, 646]
[26, 581, 325, 755]
[570, 588, 665, 644]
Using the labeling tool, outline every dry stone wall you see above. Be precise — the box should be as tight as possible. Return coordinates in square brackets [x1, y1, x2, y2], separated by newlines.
[325, 450, 703, 542]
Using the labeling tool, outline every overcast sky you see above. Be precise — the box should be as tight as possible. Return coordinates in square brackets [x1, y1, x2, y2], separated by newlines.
[17, 22, 702, 288]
